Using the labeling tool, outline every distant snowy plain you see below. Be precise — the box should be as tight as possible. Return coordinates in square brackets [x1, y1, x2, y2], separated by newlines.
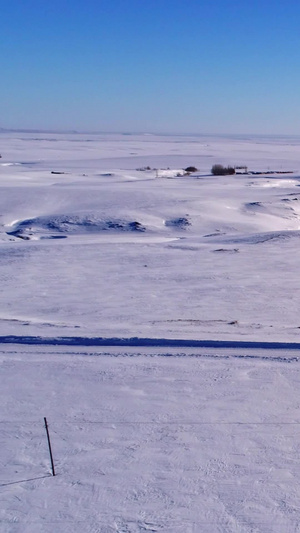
[1, 132, 300, 532]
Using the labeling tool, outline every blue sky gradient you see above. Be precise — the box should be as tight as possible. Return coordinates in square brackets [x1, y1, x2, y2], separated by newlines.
[2, 0, 300, 134]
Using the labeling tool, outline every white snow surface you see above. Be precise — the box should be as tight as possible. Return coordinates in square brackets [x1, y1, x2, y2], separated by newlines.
[2, 132, 300, 531]
[1, 132, 300, 340]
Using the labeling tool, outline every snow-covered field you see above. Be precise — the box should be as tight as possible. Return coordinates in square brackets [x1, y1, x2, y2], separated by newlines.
[1, 132, 300, 531]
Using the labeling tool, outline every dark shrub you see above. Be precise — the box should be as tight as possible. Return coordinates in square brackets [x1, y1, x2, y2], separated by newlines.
[185, 166, 198, 173]
[211, 164, 235, 176]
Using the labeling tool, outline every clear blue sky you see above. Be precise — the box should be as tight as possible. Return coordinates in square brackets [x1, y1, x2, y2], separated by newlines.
[2, 0, 300, 134]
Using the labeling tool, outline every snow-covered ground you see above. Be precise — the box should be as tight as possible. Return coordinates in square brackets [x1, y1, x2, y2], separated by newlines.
[1, 132, 300, 341]
[1, 132, 300, 531]
[2, 346, 300, 532]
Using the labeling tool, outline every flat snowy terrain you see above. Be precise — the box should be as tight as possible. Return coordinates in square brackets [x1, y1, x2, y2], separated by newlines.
[1, 132, 300, 531]
[1, 132, 300, 341]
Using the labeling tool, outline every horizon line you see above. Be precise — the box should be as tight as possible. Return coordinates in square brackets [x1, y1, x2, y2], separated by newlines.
[2, 127, 300, 139]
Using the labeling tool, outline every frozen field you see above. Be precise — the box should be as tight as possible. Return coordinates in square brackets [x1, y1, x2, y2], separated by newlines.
[1, 132, 300, 531]
[1, 132, 300, 341]
[2, 345, 300, 533]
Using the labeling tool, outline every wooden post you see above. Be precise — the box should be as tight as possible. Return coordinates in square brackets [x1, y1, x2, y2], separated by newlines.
[44, 417, 55, 476]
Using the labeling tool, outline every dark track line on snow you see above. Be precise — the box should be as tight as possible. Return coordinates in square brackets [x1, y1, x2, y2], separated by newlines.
[0, 348, 297, 362]
[1, 335, 300, 351]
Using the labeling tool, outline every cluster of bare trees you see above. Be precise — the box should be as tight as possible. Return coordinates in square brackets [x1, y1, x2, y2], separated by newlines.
[211, 164, 235, 175]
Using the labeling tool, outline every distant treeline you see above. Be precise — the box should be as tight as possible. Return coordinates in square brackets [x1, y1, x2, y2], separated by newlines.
[211, 164, 293, 176]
